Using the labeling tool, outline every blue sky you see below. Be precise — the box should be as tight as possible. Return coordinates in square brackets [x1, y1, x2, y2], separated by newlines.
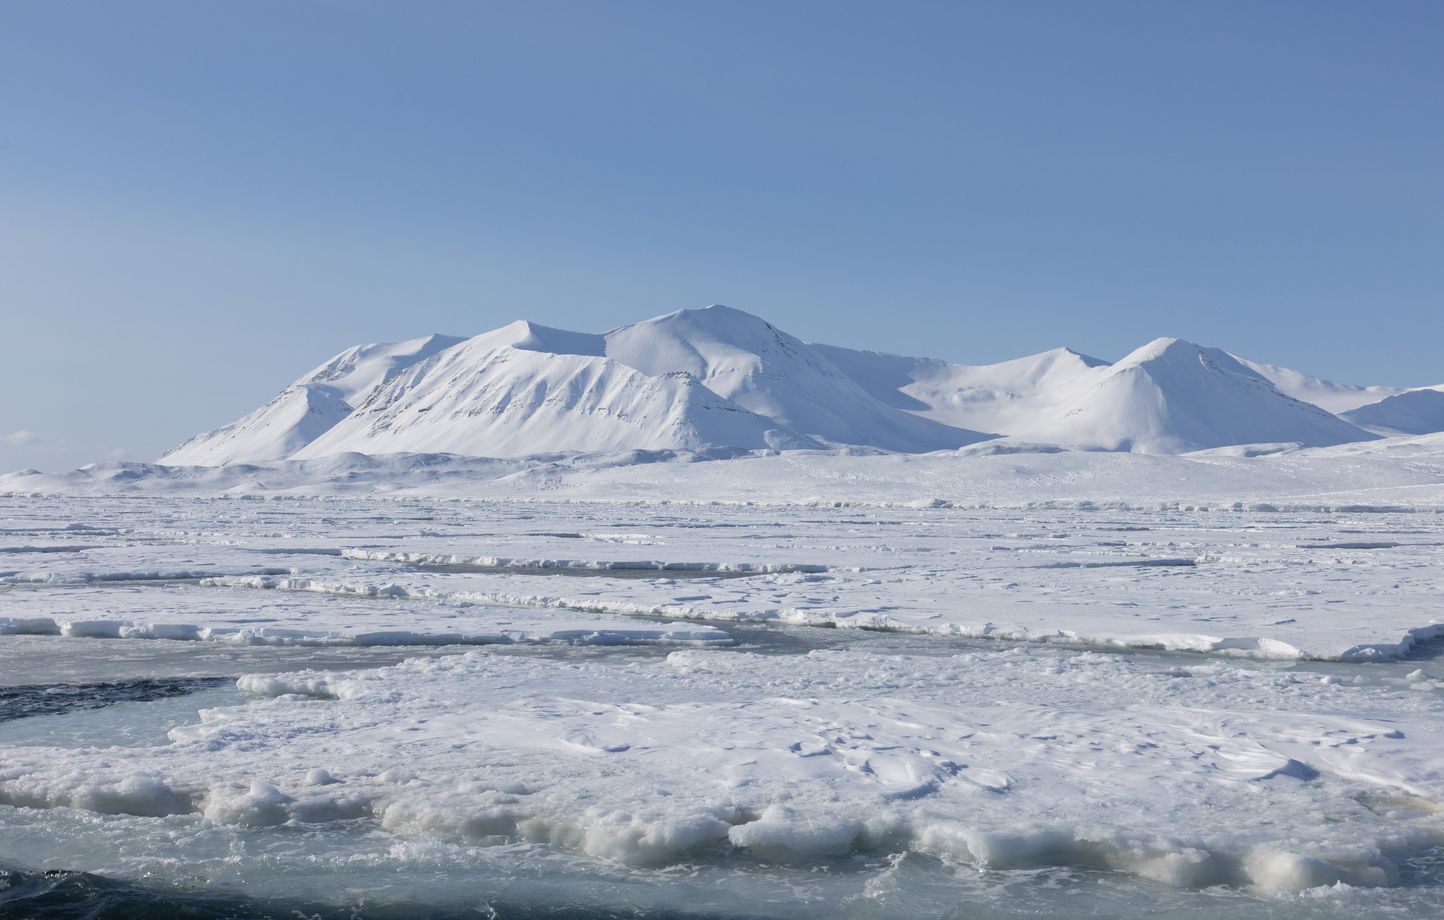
[2, 0, 1441, 470]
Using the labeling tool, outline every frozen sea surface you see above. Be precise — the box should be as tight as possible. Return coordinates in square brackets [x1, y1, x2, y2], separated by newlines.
[1, 495, 1443, 918]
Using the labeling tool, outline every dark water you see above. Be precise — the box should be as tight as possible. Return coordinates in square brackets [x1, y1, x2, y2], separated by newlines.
[0, 866, 734, 920]
[0, 678, 231, 724]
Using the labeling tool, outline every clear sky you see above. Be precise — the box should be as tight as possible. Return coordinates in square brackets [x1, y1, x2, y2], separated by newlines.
[2, 0, 1441, 471]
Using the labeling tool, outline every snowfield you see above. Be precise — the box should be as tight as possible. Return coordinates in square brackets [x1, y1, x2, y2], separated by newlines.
[4, 478, 1444, 661]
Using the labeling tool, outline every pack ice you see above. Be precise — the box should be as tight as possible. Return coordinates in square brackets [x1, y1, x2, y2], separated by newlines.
[1, 492, 1443, 913]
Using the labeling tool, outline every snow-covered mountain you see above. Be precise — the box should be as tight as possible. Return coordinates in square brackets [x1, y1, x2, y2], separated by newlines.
[162, 307, 1399, 465]
[165, 307, 990, 464]
[160, 334, 463, 466]
[1231, 357, 1407, 415]
[1018, 338, 1374, 452]
[813, 343, 1109, 435]
[818, 337, 1376, 453]
[1231, 357, 1444, 437]
[293, 320, 814, 458]
[605, 306, 978, 453]
[1341, 388, 1444, 435]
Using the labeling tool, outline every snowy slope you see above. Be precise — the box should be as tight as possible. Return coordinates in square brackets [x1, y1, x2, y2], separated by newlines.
[603, 306, 988, 452]
[159, 334, 463, 465]
[294, 321, 812, 458]
[813, 343, 1108, 434]
[1231, 356, 1407, 414]
[158, 384, 353, 467]
[1228, 354, 1444, 435]
[1342, 387, 1444, 435]
[1210, 356, 1444, 436]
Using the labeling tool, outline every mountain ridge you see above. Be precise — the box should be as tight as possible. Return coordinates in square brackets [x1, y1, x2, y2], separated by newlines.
[160, 307, 1415, 465]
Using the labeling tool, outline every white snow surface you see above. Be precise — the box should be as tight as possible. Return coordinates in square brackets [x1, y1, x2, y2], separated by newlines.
[3, 492, 1443, 661]
[15, 429, 1444, 510]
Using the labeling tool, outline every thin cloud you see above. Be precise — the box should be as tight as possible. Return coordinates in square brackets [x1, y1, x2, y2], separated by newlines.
[3, 430, 42, 446]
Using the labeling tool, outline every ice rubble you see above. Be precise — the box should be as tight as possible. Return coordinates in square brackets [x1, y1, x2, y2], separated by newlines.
[4, 496, 1444, 661]
[0, 647, 1440, 894]
[339, 547, 829, 575]
[2, 487, 1444, 901]
[0, 581, 732, 647]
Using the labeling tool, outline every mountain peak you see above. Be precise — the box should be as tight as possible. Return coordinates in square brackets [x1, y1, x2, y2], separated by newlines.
[1037, 346, 1110, 369]
[634, 303, 777, 333]
[603, 307, 988, 452]
[1116, 336, 1203, 364]
[1111, 337, 1266, 381]
[1056, 346, 1110, 368]
[689, 303, 754, 318]
[499, 320, 606, 357]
